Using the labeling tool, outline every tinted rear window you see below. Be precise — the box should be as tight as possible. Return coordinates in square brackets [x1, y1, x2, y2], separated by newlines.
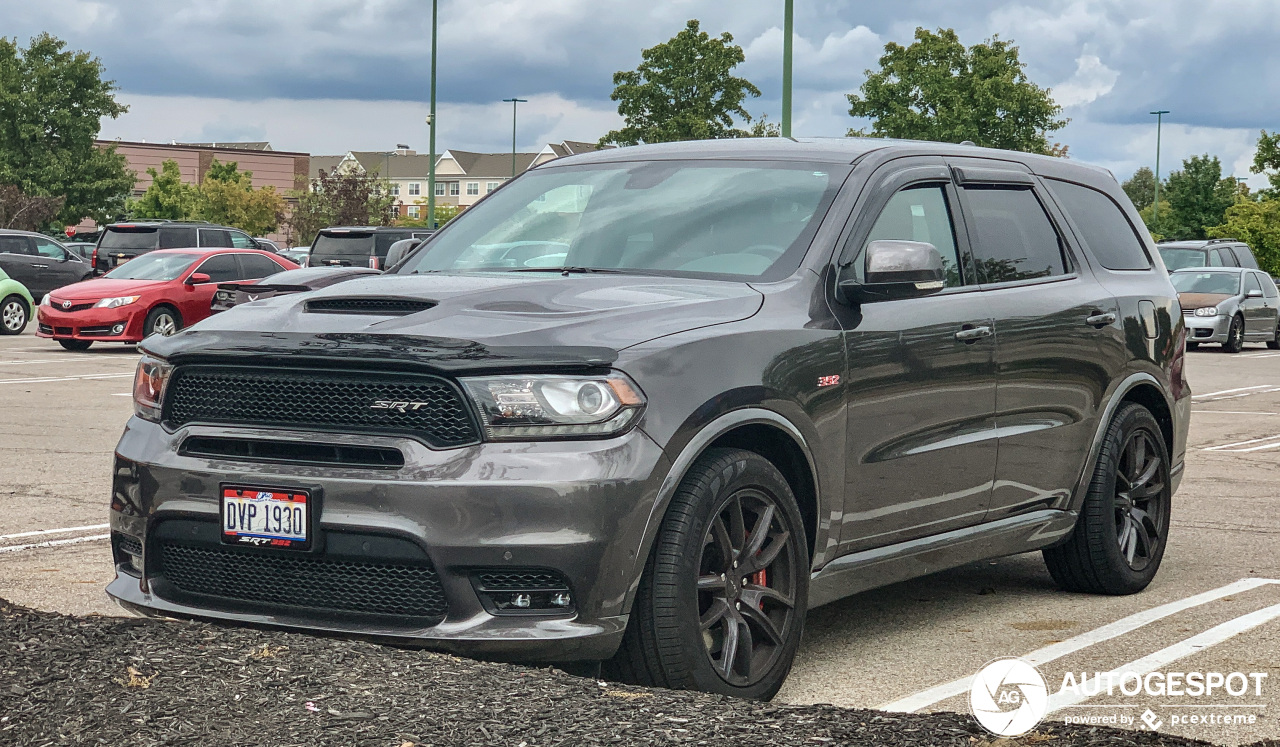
[312, 233, 374, 262]
[1229, 245, 1258, 269]
[1047, 180, 1152, 271]
[100, 228, 158, 251]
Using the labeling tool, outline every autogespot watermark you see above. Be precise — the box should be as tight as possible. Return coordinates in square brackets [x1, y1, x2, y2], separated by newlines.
[969, 658, 1269, 737]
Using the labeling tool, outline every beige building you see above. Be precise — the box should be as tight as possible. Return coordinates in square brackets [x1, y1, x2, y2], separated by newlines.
[312, 141, 613, 219]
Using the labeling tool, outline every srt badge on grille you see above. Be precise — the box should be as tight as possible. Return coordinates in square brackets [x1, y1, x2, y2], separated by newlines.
[371, 400, 433, 413]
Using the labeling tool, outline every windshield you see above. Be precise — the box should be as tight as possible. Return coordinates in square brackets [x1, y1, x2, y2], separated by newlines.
[103, 252, 201, 281]
[100, 228, 158, 251]
[1159, 247, 1208, 271]
[396, 161, 848, 279]
[1171, 271, 1240, 295]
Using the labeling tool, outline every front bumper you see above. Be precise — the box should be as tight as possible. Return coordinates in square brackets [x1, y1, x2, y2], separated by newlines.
[106, 417, 671, 661]
[36, 304, 145, 342]
[1183, 313, 1230, 343]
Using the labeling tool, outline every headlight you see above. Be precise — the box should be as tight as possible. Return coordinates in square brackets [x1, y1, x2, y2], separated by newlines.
[95, 295, 140, 308]
[1194, 306, 1219, 317]
[461, 373, 645, 440]
[40, 294, 51, 306]
[132, 355, 173, 422]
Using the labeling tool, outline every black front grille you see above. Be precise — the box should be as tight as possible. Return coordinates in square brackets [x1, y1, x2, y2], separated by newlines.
[164, 367, 479, 448]
[305, 297, 435, 316]
[180, 435, 405, 469]
[116, 534, 143, 556]
[474, 569, 570, 591]
[157, 541, 448, 620]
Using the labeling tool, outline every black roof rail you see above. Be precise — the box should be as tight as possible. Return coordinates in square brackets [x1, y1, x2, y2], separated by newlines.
[1206, 238, 1239, 244]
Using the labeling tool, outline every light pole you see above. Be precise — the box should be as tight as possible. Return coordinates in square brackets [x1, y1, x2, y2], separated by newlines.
[781, 0, 793, 138]
[427, 0, 438, 228]
[503, 98, 527, 178]
[1151, 109, 1169, 224]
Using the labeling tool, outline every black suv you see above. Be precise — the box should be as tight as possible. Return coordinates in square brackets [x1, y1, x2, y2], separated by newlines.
[307, 226, 433, 270]
[109, 139, 1190, 699]
[1158, 238, 1258, 272]
[93, 221, 259, 273]
[0, 230, 92, 301]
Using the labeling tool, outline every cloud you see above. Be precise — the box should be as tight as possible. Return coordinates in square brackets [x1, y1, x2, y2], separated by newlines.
[1052, 55, 1119, 108]
[3, 0, 1274, 178]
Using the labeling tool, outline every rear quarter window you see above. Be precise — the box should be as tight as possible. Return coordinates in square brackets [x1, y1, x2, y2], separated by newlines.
[1047, 179, 1152, 271]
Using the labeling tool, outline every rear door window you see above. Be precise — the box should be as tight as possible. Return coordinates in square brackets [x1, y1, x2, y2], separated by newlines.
[0, 236, 33, 255]
[199, 229, 233, 248]
[962, 187, 1069, 283]
[1046, 180, 1151, 270]
[33, 238, 68, 260]
[1230, 245, 1258, 268]
[158, 227, 198, 249]
[238, 253, 284, 279]
[194, 253, 240, 282]
[1208, 250, 1225, 267]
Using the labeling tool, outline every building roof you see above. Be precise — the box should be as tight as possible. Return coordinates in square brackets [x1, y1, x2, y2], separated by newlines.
[179, 141, 274, 151]
[310, 155, 346, 178]
[441, 150, 540, 177]
[348, 151, 438, 179]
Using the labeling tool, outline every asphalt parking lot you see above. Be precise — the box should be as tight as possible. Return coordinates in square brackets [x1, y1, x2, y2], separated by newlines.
[1, 327, 1277, 745]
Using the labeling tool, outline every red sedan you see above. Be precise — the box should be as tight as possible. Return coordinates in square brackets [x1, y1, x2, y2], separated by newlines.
[37, 248, 297, 350]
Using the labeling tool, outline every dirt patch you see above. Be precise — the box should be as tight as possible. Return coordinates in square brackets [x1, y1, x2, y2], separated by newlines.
[1009, 620, 1080, 631]
[0, 599, 1254, 746]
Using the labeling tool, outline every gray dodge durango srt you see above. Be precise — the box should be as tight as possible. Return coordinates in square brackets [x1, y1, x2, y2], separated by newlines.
[108, 138, 1191, 699]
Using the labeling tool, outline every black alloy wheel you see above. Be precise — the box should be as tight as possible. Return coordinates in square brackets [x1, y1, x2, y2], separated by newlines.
[1223, 315, 1245, 353]
[1113, 427, 1169, 573]
[1044, 402, 1171, 595]
[604, 448, 808, 699]
[696, 487, 800, 688]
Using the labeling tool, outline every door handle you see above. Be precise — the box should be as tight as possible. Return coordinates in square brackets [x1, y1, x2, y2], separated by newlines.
[955, 325, 993, 342]
[32, 264, 49, 269]
[1085, 312, 1117, 327]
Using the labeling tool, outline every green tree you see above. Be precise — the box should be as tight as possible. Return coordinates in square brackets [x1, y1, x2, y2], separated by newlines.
[1122, 167, 1157, 211]
[0, 33, 134, 227]
[287, 169, 395, 247]
[1252, 129, 1280, 196]
[600, 19, 761, 146]
[749, 114, 781, 138]
[846, 28, 1067, 153]
[1161, 155, 1237, 240]
[1209, 197, 1280, 276]
[198, 159, 285, 236]
[1138, 199, 1175, 241]
[129, 160, 199, 220]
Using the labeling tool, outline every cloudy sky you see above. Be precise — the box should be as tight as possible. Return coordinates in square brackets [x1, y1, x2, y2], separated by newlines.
[5, 0, 1277, 185]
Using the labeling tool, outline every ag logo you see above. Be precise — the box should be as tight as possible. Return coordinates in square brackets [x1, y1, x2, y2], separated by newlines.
[969, 657, 1049, 737]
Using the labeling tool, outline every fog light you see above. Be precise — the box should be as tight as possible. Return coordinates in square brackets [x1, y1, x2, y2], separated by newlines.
[111, 323, 125, 335]
[512, 593, 532, 609]
[551, 592, 571, 607]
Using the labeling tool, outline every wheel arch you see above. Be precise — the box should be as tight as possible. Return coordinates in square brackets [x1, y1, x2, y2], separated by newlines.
[623, 409, 822, 613]
[145, 302, 185, 328]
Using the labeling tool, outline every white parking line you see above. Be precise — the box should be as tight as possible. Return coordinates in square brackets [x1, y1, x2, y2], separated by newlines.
[1048, 601, 1280, 713]
[1193, 386, 1272, 399]
[0, 358, 132, 366]
[1204, 434, 1280, 451]
[0, 372, 133, 385]
[878, 577, 1280, 713]
[0, 533, 110, 554]
[1194, 388, 1280, 403]
[0, 523, 109, 541]
[1191, 410, 1278, 416]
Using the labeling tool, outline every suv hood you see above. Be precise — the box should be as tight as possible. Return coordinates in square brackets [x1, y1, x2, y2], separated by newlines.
[145, 273, 764, 372]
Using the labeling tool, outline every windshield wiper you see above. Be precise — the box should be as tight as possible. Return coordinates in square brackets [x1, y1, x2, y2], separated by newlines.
[508, 266, 625, 275]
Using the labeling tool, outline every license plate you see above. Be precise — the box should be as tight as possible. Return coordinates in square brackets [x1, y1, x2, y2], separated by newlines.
[221, 485, 310, 550]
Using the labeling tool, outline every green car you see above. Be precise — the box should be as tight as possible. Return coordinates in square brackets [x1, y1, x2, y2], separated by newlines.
[0, 266, 34, 335]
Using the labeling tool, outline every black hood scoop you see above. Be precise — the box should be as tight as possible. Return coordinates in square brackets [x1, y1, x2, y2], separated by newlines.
[304, 297, 437, 316]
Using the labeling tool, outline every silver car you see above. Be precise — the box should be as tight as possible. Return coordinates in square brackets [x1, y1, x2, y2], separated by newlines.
[1172, 267, 1280, 352]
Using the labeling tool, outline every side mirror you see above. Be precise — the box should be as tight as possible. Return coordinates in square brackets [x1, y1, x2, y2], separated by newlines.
[839, 240, 946, 304]
[1247, 289, 1264, 298]
[186, 272, 211, 285]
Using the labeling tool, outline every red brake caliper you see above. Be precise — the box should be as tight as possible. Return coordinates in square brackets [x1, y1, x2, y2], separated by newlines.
[750, 567, 767, 608]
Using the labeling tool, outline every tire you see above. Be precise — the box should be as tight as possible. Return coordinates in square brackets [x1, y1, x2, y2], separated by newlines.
[604, 448, 808, 700]
[1222, 315, 1245, 353]
[1186, 342, 1199, 350]
[143, 306, 182, 338]
[1044, 403, 1171, 595]
[1268, 319, 1280, 350]
[0, 295, 28, 335]
[58, 339, 92, 351]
